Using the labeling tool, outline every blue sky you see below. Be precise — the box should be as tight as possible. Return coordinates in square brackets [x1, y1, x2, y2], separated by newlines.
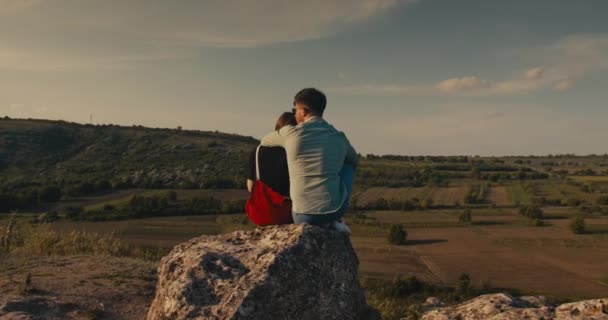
[1, 0, 607, 155]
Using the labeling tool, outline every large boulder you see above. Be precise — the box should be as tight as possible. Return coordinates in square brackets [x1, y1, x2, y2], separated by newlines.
[420, 293, 608, 320]
[146, 224, 376, 320]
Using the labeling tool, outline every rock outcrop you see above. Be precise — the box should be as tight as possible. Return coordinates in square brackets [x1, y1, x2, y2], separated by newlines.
[421, 293, 608, 320]
[146, 224, 376, 320]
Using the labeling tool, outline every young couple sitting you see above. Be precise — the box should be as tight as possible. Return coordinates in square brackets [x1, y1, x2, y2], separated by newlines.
[246, 88, 358, 234]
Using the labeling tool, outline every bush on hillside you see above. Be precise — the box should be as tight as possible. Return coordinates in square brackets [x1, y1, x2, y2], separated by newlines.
[458, 209, 472, 223]
[562, 198, 582, 207]
[166, 190, 178, 202]
[531, 218, 545, 227]
[597, 195, 608, 205]
[1, 213, 21, 253]
[387, 224, 407, 245]
[36, 211, 59, 223]
[391, 276, 423, 296]
[457, 273, 473, 296]
[519, 205, 543, 219]
[62, 206, 84, 220]
[569, 215, 586, 234]
[37, 186, 62, 203]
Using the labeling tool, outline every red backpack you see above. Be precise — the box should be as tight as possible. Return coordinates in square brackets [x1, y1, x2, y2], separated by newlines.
[245, 146, 293, 226]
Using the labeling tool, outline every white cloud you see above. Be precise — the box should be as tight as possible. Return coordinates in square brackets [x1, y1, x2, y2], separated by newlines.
[435, 76, 491, 93]
[329, 67, 548, 96]
[552, 78, 575, 91]
[328, 83, 431, 95]
[523, 67, 544, 80]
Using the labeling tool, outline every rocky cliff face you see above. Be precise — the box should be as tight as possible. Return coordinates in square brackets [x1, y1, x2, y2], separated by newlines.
[146, 224, 376, 320]
[420, 293, 608, 320]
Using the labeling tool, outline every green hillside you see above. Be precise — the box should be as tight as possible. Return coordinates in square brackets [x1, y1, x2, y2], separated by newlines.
[0, 117, 258, 210]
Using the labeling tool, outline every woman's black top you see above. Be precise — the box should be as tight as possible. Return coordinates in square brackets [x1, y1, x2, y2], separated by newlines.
[248, 146, 290, 197]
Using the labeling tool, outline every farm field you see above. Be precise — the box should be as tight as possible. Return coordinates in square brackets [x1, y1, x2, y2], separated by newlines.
[355, 184, 473, 208]
[534, 181, 598, 204]
[505, 183, 531, 205]
[572, 176, 608, 183]
[425, 186, 469, 206]
[31, 188, 249, 214]
[352, 179, 607, 209]
[355, 187, 431, 206]
[32, 207, 608, 299]
[485, 185, 510, 206]
[350, 208, 608, 299]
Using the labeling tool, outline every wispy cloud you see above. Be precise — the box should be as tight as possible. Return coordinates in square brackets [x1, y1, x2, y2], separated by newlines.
[329, 67, 549, 96]
[435, 76, 491, 93]
[329, 33, 608, 96]
[523, 67, 544, 80]
[157, 0, 419, 47]
[552, 78, 575, 91]
[0, 0, 419, 71]
[328, 83, 432, 95]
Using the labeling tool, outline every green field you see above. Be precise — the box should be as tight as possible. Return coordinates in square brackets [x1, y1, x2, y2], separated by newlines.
[505, 183, 531, 205]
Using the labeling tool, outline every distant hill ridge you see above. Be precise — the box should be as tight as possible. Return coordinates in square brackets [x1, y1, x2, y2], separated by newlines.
[0, 117, 258, 195]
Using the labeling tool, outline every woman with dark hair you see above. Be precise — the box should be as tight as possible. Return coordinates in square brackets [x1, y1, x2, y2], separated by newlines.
[245, 112, 296, 225]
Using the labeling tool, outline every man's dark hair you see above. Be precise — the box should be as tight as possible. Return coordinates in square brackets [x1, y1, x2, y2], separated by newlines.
[293, 88, 326, 116]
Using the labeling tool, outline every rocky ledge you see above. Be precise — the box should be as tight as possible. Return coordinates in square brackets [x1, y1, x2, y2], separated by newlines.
[146, 224, 377, 320]
[420, 293, 608, 320]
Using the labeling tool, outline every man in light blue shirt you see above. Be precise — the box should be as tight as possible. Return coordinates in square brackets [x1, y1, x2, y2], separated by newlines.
[260, 88, 358, 228]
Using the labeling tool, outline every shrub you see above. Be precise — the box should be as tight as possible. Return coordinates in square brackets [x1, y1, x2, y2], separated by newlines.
[421, 198, 433, 210]
[37, 186, 62, 203]
[351, 214, 368, 225]
[387, 224, 407, 245]
[569, 215, 586, 234]
[519, 205, 543, 219]
[8, 221, 130, 257]
[166, 190, 178, 202]
[371, 198, 390, 210]
[19, 273, 33, 295]
[221, 199, 246, 214]
[62, 206, 84, 220]
[531, 219, 544, 227]
[562, 198, 582, 207]
[464, 184, 486, 204]
[391, 276, 423, 296]
[1, 213, 22, 253]
[457, 273, 473, 296]
[597, 195, 608, 205]
[189, 196, 222, 214]
[458, 209, 472, 223]
[37, 211, 59, 223]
